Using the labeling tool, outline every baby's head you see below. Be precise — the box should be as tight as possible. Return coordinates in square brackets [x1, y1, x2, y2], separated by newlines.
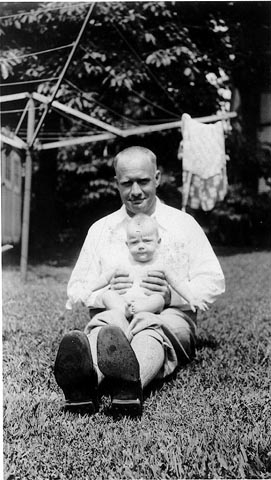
[126, 213, 161, 263]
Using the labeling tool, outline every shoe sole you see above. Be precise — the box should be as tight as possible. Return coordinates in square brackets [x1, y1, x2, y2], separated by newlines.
[97, 326, 139, 381]
[97, 326, 142, 416]
[54, 330, 98, 412]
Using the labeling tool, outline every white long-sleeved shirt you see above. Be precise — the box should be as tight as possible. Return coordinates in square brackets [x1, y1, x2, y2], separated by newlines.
[66, 197, 225, 310]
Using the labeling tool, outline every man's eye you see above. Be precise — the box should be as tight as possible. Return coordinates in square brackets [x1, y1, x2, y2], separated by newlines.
[139, 180, 149, 186]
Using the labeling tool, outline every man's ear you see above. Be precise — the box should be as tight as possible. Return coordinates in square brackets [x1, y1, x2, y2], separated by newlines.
[114, 175, 119, 189]
[155, 169, 161, 187]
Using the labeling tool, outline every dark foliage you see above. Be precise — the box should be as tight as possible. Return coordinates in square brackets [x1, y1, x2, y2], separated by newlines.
[1, 2, 270, 249]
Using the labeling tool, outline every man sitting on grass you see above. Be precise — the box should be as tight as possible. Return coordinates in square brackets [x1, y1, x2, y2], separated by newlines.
[71, 212, 209, 319]
[54, 146, 225, 416]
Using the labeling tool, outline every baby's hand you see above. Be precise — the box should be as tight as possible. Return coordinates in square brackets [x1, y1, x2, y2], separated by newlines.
[189, 298, 209, 312]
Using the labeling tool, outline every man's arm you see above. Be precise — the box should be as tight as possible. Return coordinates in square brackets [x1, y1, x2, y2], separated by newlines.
[185, 216, 225, 304]
[66, 222, 105, 308]
[164, 270, 209, 311]
[66, 217, 137, 309]
[139, 215, 224, 308]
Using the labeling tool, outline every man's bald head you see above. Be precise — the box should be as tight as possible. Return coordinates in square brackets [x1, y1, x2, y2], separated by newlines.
[113, 146, 157, 172]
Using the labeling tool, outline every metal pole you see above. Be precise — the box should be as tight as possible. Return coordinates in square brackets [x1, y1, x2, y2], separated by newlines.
[37, 111, 238, 151]
[20, 97, 35, 281]
[0, 92, 29, 103]
[29, 3, 95, 148]
[0, 133, 27, 150]
[121, 112, 238, 137]
[15, 99, 31, 136]
[32, 92, 124, 136]
[37, 132, 115, 150]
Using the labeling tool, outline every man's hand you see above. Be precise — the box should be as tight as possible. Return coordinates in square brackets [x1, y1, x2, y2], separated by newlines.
[109, 269, 133, 295]
[141, 270, 171, 306]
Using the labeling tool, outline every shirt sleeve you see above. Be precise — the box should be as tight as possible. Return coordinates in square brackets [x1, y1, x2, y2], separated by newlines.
[184, 216, 225, 304]
[66, 221, 109, 309]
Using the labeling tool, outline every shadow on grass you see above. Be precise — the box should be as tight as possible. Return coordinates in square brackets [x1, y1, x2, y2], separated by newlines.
[1, 243, 79, 269]
[3, 242, 271, 271]
[196, 332, 220, 351]
[95, 371, 181, 419]
[213, 244, 271, 257]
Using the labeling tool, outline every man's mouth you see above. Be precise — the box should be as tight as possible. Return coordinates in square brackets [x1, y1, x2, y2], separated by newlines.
[130, 198, 145, 204]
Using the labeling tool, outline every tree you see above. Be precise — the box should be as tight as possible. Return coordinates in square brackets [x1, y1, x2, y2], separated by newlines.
[1, 2, 270, 250]
[1, 2, 235, 117]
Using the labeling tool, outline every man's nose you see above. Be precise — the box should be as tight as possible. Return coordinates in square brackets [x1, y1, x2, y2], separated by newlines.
[130, 182, 142, 196]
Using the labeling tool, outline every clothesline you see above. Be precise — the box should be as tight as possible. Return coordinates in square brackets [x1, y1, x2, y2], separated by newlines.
[4, 43, 73, 61]
[83, 49, 181, 119]
[0, 77, 59, 87]
[0, 100, 237, 151]
[38, 110, 237, 150]
[111, 21, 179, 116]
[1, 106, 42, 114]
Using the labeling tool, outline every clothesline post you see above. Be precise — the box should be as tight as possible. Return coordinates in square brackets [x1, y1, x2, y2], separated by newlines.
[20, 98, 35, 281]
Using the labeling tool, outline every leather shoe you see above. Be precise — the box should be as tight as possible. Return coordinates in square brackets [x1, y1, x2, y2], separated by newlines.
[97, 326, 142, 416]
[54, 330, 98, 413]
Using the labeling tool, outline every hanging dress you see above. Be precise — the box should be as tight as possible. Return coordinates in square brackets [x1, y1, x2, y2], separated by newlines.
[181, 113, 228, 211]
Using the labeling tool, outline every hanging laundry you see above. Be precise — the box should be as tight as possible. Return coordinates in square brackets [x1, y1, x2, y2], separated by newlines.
[181, 113, 228, 211]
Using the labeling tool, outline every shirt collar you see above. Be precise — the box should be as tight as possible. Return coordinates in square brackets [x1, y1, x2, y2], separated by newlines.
[111, 197, 168, 231]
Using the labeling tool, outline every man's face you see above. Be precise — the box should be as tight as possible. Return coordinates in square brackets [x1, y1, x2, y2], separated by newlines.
[115, 154, 161, 216]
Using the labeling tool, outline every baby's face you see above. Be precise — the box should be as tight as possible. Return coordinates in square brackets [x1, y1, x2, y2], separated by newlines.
[126, 223, 160, 262]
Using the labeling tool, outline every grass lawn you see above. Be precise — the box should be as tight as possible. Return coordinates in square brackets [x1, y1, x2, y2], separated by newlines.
[2, 250, 271, 479]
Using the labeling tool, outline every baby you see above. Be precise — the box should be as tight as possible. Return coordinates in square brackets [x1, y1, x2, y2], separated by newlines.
[88, 213, 208, 316]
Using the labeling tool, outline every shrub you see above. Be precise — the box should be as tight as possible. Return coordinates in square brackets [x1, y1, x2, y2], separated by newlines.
[209, 184, 271, 247]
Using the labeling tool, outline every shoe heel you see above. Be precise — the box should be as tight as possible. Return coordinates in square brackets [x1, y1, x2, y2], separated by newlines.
[64, 400, 97, 415]
[111, 398, 142, 417]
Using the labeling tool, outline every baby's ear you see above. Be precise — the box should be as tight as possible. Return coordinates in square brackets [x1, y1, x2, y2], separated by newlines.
[158, 237, 162, 244]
